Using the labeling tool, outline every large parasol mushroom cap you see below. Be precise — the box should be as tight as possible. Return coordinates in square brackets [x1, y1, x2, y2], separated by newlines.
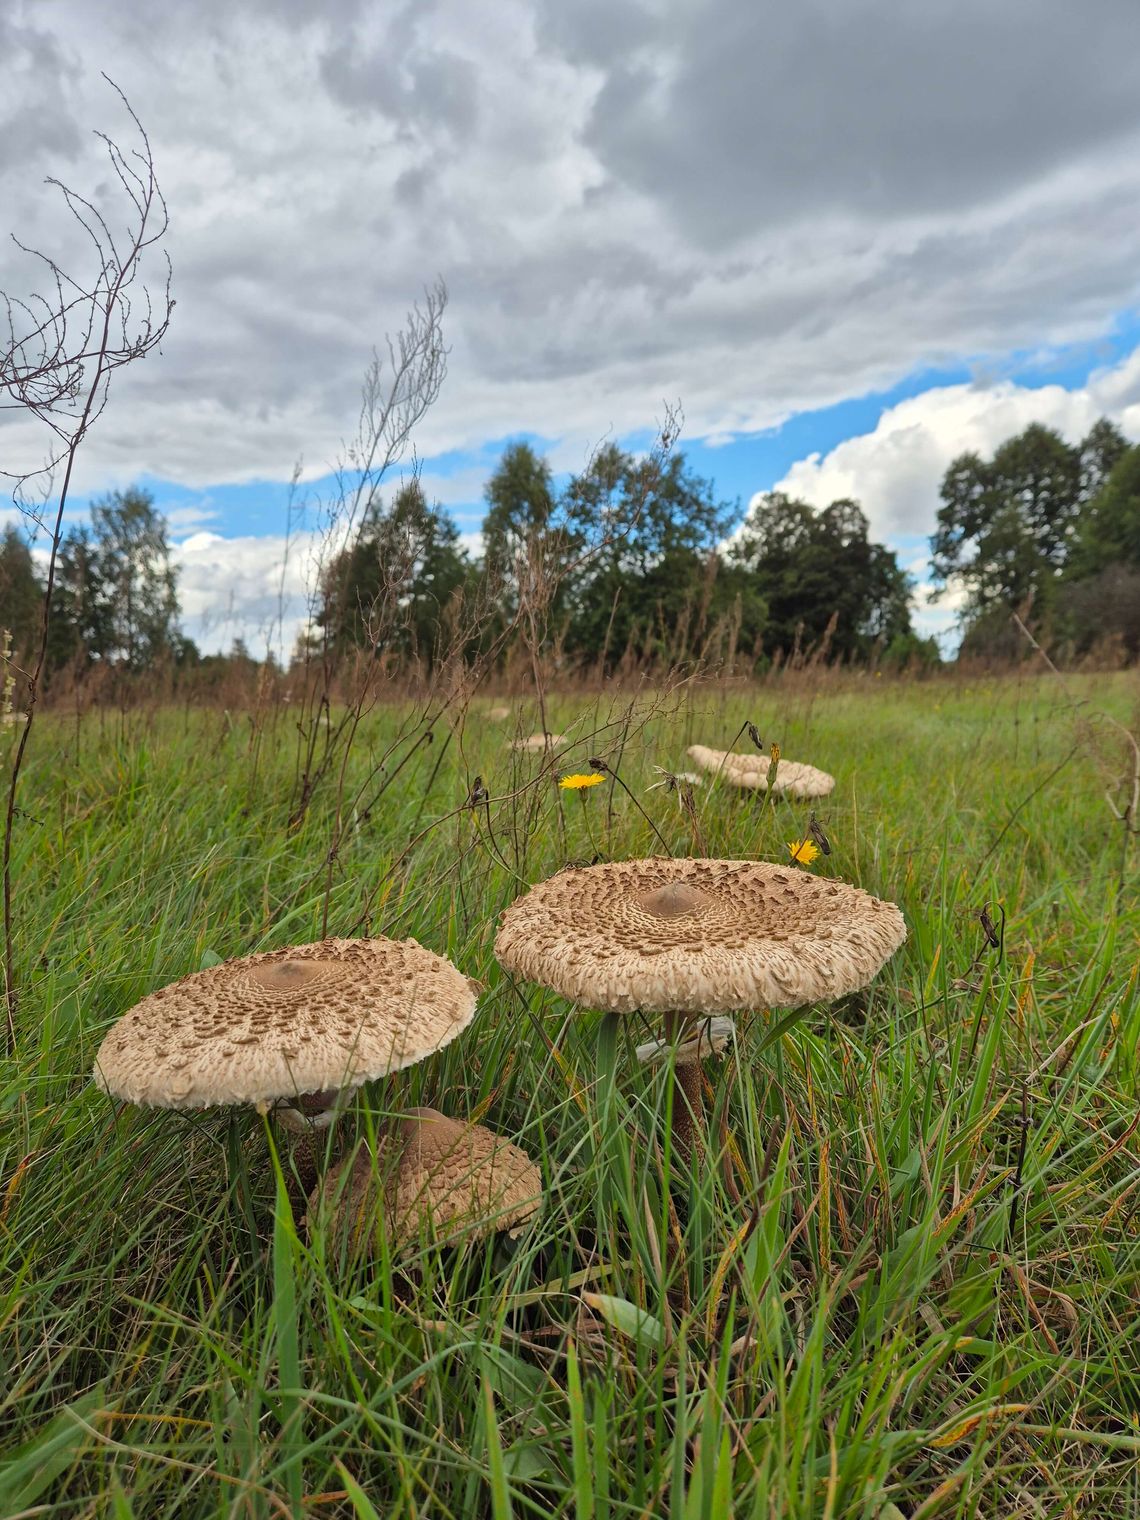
[687, 744, 835, 799]
[495, 858, 905, 1014]
[93, 937, 478, 1112]
[308, 1107, 542, 1253]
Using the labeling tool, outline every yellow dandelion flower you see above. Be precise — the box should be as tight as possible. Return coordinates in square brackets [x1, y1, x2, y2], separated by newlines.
[559, 772, 606, 790]
[787, 838, 820, 866]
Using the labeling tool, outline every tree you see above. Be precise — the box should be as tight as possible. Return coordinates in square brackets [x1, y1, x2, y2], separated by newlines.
[0, 527, 42, 658]
[1057, 439, 1140, 656]
[319, 479, 469, 664]
[930, 423, 1088, 619]
[45, 526, 109, 674]
[89, 487, 181, 669]
[562, 446, 746, 665]
[1078, 417, 1128, 501]
[1067, 441, 1140, 579]
[478, 441, 576, 624]
[731, 493, 911, 659]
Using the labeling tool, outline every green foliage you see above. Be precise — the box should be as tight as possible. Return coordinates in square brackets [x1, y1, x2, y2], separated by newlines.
[88, 487, 181, 670]
[42, 488, 181, 675]
[931, 423, 1085, 615]
[929, 420, 1135, 654]
[0, 525, 42, 657]
[1068, 441, 1140, 579]
[562, 446, 750, 667]
[2, 677, 1138, 1514]
[481, 441, 571, 620]
[932, 418, 1140, 659]
[45, 525, 111, 674]
[319, 479, 470, 664]
[732, 493, 913, 660]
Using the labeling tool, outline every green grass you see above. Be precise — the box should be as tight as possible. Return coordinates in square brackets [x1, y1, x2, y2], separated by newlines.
[2, 671, 1139, 1518]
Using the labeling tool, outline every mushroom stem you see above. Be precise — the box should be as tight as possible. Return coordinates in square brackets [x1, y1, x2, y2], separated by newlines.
[664, 1011, 704, 1160]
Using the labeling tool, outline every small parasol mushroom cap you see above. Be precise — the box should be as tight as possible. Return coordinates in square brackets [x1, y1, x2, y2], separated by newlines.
[512, 732, 567, 752]
[495, 858, 905, 1014]
[308, 1106, 542, 1252]
[93, 938, 478, 1111]
[687, 744, 835, 798]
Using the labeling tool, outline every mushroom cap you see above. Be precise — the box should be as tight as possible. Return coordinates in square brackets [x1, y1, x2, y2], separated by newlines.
[487, 705, 512, 721]
[308, 1106, 542, 1252]
[93, 937, 478, 1111]
[495, 858, 905, 1014]
[686, 745, 835, 798]
[512, 732, 567, 751]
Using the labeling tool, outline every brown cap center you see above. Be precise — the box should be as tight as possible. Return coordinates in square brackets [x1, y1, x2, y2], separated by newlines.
[248, 959, 334, 992]
[634, 881, 716, 919]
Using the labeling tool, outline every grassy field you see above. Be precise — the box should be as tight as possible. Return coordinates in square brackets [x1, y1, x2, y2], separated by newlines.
[2, 670, 1139, 1519]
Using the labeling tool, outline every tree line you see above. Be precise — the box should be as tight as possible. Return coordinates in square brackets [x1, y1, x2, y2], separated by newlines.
[2, 487, 186, 682]
[931, 417, 1140, 659]
[4, 417, 1139, 688]
[316, 441, 924, 674]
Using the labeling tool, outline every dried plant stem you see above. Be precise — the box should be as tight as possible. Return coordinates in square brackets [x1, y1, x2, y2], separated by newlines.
[2, 83, 172, 1052]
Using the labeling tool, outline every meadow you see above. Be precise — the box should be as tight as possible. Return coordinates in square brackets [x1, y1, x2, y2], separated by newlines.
[2, 669, 1138, 1519]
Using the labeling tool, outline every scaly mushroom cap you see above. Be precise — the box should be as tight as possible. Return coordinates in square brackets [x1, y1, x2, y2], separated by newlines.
[309, 1107, 542, 1252]
[687, 745, 835, 798]
[495, 858, 905, 1014]
[93, 938, 478, 1111]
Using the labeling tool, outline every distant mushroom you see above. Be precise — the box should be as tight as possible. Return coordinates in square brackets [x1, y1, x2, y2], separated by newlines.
[308, 1106, 542, 1255]
[687, 744, 834, 798]
[495, 858, 905, 1158]
[487, 705, 512, 721]
[512, 732, 567, 752]
[93, 936, 478, 1193]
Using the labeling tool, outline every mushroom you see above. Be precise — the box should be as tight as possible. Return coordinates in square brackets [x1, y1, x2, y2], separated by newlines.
[308, 1106, 542, 1255]
[687, 744, 834, 798]
[92, 936, 478, 1193]
[487, 705, 512, 721]
[511, 732, 568, 752]
[495, 858, 905, 1158]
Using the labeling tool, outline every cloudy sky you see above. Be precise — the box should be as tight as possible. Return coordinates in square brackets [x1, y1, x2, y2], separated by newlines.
[4, 0, 1140, 654]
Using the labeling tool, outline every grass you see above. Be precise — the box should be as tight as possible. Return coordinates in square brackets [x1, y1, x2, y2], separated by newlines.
[2, 670, 1139, 1518]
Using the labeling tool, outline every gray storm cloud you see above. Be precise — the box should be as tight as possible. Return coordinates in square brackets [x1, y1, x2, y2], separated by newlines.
[1, 0, 1139, 498]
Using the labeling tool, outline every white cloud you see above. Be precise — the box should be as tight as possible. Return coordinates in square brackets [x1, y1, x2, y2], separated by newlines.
[759, 350, 1140, 541]
[172, 530, 321, 659]
[3, 1, 1140, 495]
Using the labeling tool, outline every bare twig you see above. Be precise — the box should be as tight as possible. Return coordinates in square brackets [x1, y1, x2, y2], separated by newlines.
[1, 81, 173, 1052]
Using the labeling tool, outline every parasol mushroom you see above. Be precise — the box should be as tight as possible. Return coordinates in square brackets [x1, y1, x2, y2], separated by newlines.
[495, 858, 905, 1158]
[308, 1106, 542, 1256]
[511, 732, 568, 752]
[687, 744, 835, 798]
[93, 936, 478, 1195]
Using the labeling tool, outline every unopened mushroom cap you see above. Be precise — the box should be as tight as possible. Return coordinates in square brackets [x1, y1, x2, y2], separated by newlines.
[687, 745, 835, 798]
[93, 938, 478, 1111]
[495, 858, 905, 1014]
[309, 1106, 542, 1252]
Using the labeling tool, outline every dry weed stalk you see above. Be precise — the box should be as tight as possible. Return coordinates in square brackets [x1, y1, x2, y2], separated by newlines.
[1, 81, 172, 1052]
